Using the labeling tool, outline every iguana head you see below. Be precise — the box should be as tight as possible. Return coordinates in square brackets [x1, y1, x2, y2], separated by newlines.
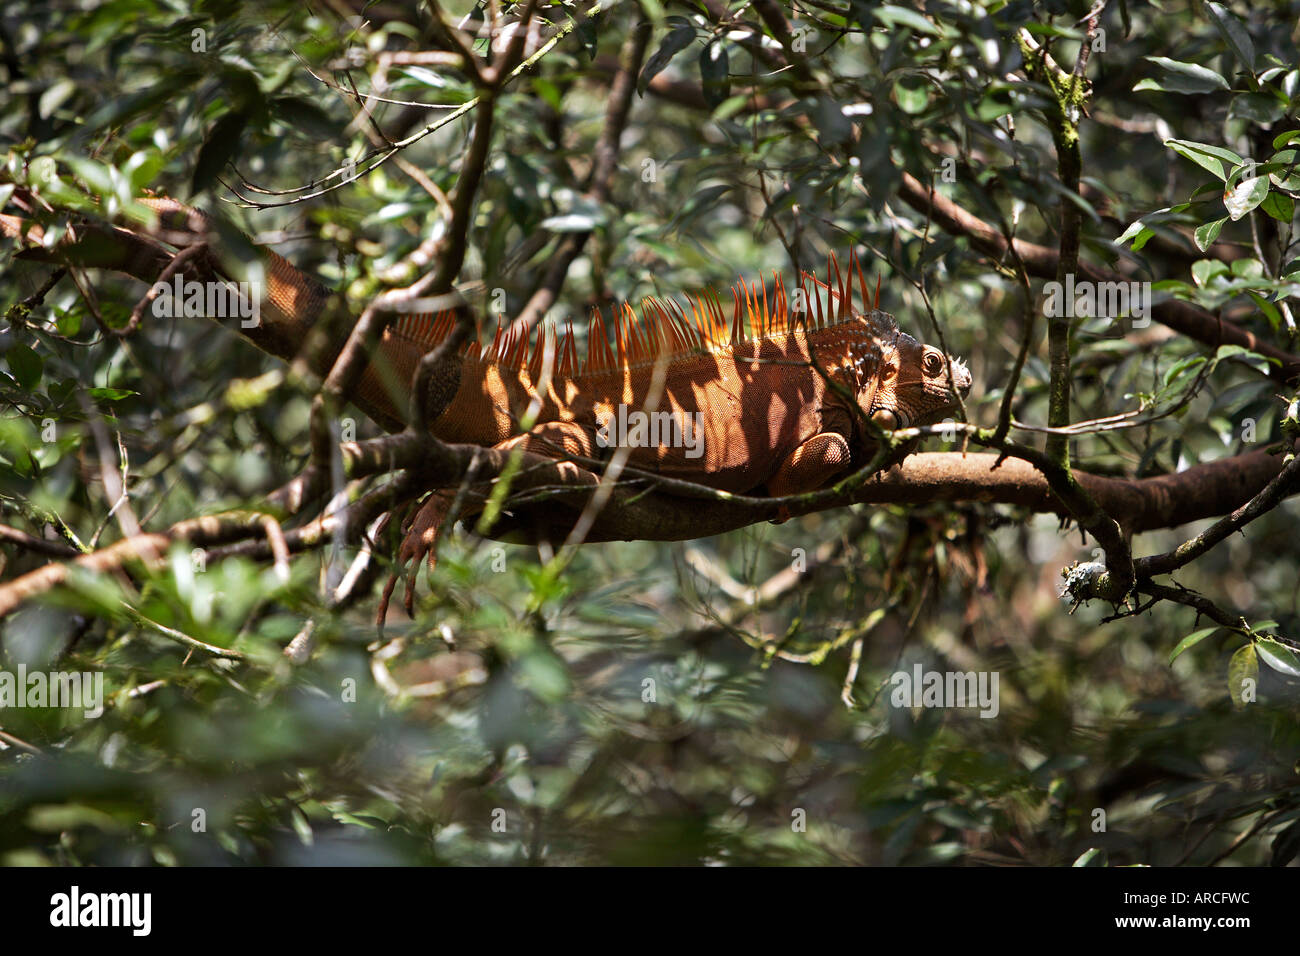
[825, 310, 970, 435]
[867, 329, 971, 431]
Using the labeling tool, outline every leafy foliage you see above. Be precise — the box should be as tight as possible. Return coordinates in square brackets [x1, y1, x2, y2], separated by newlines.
[1, 0, 1299, 866]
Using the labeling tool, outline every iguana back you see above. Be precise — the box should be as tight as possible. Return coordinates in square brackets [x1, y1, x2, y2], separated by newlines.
[364, 258, 969, 496]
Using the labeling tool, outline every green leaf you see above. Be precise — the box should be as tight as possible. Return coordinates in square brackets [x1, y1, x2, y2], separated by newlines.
[272, 97, 341, 139]
[875, 6, 942, 36]
[1202, 2, 1255, 76]
[639, 18, 695, 97]
[976, 87, 1015, 122]
[1271, 819, 1300, 867]
[1214, 343, 1257, 360]
[54, 309, 82, 337]
[62, 157, 114, 198]
[5, 343, 43, 390]
[531, 78, 562, 112]
[1194, 217, 1228, 250]
[124, 149, 164, 191]
[1266, 150, 1300, 191]
[1272, 130, 1300, 150]
[1151, 279, 1196, 295]
[576, 13, 599, 60]
[894, 77, 929, 115]
[1191, 259, 1228, 286]
[1261, 191, 1295, 222]
[1128, 227, 1156, 251]
[330, 810, 386, 830]
[82, 81, 184, 135]
[815, 96, 854, 143]
[538, 212, 600, 232]
[1165, 139, 1243, 181]
[668, 183, 731, 231]
[1255, 638, 1300, 677]
[698, 42, 730, 110]
[1229, 93, 1285, 125]
[1224, 176, 1269, 220]
[87, 387, 137, 402]
[1161, 355, 1208, 390]
[1140, 57, 1230, 94]
[1249, 291, 1283, 328]
[29, 155, 57, 185]
[27, 804, 123, 832]
[1228, 642, 1258, 708]
[1169, 627, 1219, 665]
[1213, 344, 1275, 374]
[1073, 847, 1108, 867]
[191, 111, 247, 195]
[38, 78, 78, 119]
[1115, 211, 1161, 247]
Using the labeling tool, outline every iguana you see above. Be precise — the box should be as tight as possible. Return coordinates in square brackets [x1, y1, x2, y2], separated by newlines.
[2, 195, 971, 607]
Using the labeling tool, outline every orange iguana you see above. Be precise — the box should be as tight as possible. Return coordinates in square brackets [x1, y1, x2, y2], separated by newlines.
[3, 195, 971, 604]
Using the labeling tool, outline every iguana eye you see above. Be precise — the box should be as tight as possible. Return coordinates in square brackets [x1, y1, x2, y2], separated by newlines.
[923, 351, 944, 376]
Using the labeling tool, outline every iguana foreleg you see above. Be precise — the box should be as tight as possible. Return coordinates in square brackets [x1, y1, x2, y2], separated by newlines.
[762, 400, 859, 500]
[764, 432, 853, 498]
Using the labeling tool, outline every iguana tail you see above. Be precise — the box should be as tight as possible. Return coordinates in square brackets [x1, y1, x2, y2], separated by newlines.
[2, 193, 454, 431]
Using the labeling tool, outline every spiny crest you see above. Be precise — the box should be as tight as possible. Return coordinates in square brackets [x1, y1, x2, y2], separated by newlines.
[390, 250, 893, 378]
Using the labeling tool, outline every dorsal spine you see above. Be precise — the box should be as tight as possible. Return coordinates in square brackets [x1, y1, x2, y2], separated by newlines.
[387, 250, 893, 379]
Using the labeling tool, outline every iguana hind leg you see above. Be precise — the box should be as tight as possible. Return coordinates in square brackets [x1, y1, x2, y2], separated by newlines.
[381, 419, 597, 620]
[496, 419, 596, 462]
[376, 491, 452, 622]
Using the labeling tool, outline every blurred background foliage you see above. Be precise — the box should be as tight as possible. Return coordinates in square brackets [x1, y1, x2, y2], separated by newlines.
[1, 0, 1299, 865]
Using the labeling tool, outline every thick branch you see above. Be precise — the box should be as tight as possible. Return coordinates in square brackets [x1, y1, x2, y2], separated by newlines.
[453, 445, 1296, 544]
[0, 512, 272, 619]
[1137, 445, 1300, 576]
[2, 436, 1292, 619]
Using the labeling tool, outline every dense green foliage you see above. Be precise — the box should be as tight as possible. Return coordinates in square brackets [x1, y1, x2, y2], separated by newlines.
[1, 0, 1299, 866]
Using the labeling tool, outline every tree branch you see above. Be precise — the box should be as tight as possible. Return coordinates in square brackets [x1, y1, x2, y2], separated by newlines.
[895, 173, 1300, 383]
